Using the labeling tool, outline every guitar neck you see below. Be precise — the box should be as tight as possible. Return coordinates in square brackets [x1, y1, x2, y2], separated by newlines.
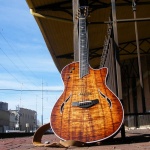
[79, 17, 89, 78]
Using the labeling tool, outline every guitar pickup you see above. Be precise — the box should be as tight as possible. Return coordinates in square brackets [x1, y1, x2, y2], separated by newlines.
[72, 99, 99, 108]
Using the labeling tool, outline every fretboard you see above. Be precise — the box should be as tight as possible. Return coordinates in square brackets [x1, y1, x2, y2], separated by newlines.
[79, 18, 89, 78]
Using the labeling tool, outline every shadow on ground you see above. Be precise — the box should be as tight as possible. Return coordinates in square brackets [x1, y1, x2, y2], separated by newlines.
[96, 133, 150, 146]
[81, 132, 150, 147]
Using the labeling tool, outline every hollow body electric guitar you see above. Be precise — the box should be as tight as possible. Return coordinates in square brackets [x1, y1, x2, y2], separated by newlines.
[50, 6, 124, 143]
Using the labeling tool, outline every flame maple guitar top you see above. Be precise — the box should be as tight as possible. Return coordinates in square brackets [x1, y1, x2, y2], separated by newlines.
[50, 62, 124, 143]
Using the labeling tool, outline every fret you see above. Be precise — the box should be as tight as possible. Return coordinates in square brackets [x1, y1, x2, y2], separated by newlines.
[79, 17, 89, 78]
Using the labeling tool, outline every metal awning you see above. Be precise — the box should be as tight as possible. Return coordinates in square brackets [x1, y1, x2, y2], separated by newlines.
[26, 0, 150, 72]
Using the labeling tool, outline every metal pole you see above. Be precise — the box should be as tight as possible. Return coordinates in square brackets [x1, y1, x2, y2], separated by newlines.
[111, 0, 125, 139]
[30, 9, 72, 23]
[35, 95, 37, 129]
[132, 1, 146, 112]
[41, 80, 43, 125]
[104, 17, 150, 24]
[72, 0, 79, 61]
[111, 0, 123, 99]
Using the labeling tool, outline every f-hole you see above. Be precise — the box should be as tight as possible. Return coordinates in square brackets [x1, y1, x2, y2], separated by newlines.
[60, 94, 72, 114]
[98, 89, 112, 108]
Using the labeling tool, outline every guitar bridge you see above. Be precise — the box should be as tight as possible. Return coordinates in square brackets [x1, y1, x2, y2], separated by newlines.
[72, 99, 99, 108]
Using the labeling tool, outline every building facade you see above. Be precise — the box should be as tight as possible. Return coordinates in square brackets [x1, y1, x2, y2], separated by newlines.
[0, 102, 9, 133]
[0, 102, 37, 132]
[10, 107, 37, 132]
[0, 110, 9, 133]
[0, 102, 8, 111]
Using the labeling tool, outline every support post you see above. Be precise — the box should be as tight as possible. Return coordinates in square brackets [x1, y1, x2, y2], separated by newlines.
[132, 0, 146, 113]
[72, 0, 79, 61]
[111, 0, 125, 139]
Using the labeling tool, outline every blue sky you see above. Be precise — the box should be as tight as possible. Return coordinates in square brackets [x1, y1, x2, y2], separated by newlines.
[0, 0, 63, 124]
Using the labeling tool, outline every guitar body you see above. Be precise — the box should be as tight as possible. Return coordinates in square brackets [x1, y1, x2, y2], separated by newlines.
[50, 62, 124, 143]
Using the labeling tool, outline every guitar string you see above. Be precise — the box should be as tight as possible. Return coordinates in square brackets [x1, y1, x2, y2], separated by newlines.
[81, 10, 89, 140]
[79, 7, 91, 140]
[85, 20, 90, 140]
[80, 16, 86, 139]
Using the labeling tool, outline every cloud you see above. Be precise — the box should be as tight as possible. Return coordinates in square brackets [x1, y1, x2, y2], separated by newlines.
[0, 72, 63, 90]
[5, 90, 61, 124]
[0, 0, 64, 124]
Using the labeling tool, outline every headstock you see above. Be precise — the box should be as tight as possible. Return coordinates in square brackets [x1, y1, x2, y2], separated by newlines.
[76, 6, 89, 19]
